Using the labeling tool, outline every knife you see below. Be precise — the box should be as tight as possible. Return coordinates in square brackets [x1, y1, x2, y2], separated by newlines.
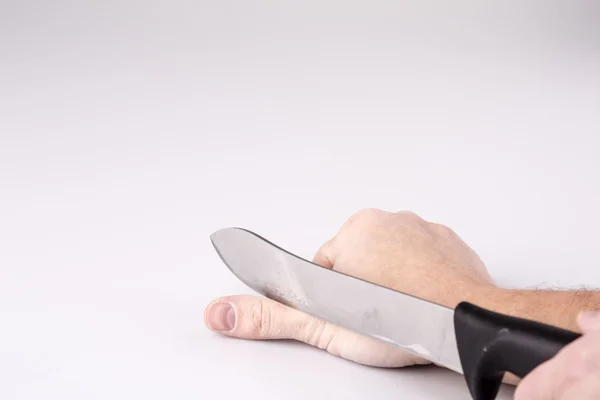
[210, 227, 580, 400]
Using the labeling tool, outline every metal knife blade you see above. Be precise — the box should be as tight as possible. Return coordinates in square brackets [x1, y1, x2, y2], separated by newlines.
[210, 227, 463, 374]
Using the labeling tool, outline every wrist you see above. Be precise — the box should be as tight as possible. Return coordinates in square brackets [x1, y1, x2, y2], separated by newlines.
[443, 281, 498, 310]
[470, 287, 516, 314]
[469, 287, 592, 332]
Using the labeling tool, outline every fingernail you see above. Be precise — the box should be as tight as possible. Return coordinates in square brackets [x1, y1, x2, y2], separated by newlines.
[208, 302, 236, 331]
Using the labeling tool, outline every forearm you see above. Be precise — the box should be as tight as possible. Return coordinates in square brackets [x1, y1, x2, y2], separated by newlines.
[466, 287, 600, 386]
[477, 288, 600, 333]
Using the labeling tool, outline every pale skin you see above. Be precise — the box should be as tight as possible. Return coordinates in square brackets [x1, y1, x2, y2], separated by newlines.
[204, 209, 600, 398]
[514, 313, 600, 399]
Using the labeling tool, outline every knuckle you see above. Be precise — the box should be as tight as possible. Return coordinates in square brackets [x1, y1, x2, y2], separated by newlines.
[357, 208, 389, 225]
[432, 222, 455, 236]
[395, 211, 427, 226]
[340, 208, 384, 232]
[396, 210, 420, 219]
[250, 301, 271, 338]
[315, 238, 336, 262]
[322, 237, 336, 252]
[299, 317, 328, 348]
[353, 208, 383, 221]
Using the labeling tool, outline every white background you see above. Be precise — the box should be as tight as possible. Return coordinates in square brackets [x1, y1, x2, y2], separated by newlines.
[1, 1, 600, 399]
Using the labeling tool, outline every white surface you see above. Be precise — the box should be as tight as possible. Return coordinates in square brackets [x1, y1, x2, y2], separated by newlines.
[1, 1, 600, 399]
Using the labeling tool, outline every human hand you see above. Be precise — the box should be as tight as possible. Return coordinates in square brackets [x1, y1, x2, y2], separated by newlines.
[204, 208, 496, 368]
[514, 311, 600, 399]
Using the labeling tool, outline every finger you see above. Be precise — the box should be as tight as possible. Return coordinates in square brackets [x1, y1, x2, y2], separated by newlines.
[515, 331, 600, 400]
[559, 374, 600, 400]
[514, 360, 558, 400]
[204, 295, 429, 368]
[204, 295, 326, 342]
[312, 238, 336, 269]
[577, 311, 600, 333]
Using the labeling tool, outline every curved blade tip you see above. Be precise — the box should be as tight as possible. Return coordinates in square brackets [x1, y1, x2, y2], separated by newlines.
[209, 227, 246, 247]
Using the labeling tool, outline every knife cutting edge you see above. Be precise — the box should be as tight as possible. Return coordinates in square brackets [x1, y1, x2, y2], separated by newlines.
[209, 227, 581, 400]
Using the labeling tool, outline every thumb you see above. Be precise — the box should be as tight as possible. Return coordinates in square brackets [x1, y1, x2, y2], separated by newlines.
[577, 311, 600, 333]
[204, 295, 327, 344]
[204, 295, 431, 368]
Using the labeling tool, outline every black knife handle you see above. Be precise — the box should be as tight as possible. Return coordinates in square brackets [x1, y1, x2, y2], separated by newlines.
[453, 301, 581, 400]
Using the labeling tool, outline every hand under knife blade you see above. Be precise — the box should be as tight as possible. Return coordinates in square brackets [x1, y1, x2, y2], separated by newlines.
[206, 210, 585, 400]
